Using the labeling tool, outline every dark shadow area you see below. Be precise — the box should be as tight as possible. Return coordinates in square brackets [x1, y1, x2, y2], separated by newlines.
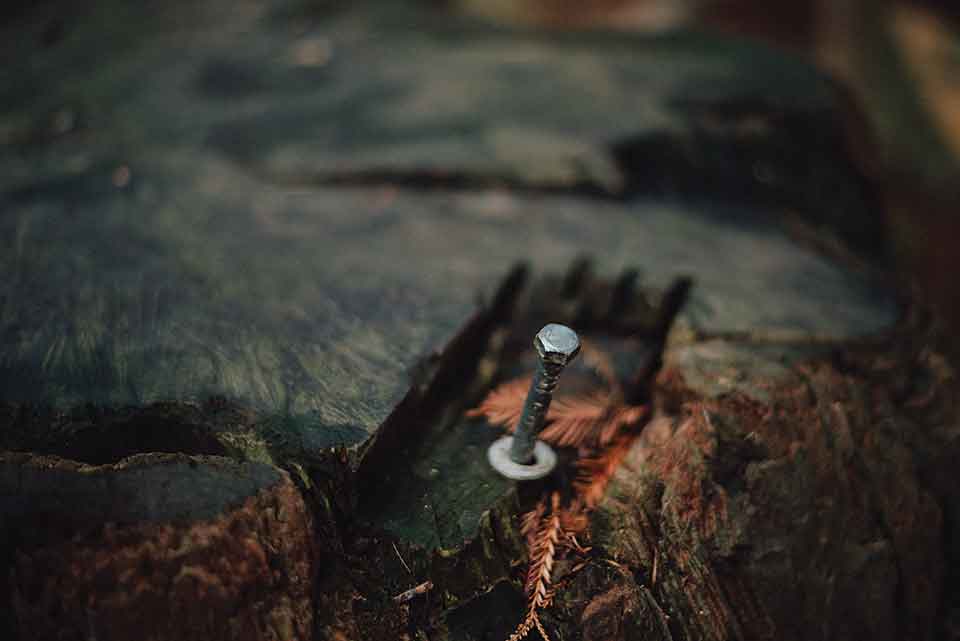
[57, 418, 227, 465]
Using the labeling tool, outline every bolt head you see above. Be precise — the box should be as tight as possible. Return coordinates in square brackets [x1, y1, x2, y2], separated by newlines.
[535, 323, 580, 365]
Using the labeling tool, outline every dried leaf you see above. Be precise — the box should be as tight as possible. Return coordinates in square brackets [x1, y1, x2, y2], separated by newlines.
[538, 392, 609, 447]
[573, 434, 635, 509]
[520, 500, 547, 547]
[543, 394, 648, 448]
[470, 378, 647, 450]
[525, 493, 561, 606]
[557, 509, 590, 536]
[466, 377, 530, 431]
[509, 493, 562, 641]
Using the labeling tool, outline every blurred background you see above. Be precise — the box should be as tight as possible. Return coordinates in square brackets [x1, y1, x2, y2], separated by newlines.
[445, 0, 960, 336]
[3, 0, 959, 337]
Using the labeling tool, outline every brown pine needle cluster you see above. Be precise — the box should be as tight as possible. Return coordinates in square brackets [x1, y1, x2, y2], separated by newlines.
[469, 343, 649, 641]
[573, 433, 636, 510]
[466, 377, 530, 428]
[467, 381, 647, 450]
[547, 394, 647, 448]
[511, 492, 562, 641]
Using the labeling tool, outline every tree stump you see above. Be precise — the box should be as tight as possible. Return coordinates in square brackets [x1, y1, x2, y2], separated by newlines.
[1, 1, 956, 640]
[2, 453, 314, 641]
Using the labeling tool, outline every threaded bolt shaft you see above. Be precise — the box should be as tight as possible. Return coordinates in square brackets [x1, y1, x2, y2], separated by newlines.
[509, 323, 580, 464]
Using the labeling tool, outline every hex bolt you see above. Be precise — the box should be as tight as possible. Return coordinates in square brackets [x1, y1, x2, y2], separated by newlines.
[487, 323, 580, 480]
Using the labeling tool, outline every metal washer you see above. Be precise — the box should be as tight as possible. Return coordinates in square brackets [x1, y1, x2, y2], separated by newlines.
[487, 436, 557, 480]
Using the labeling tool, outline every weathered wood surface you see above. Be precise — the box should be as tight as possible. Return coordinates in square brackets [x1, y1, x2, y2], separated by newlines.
[587, 327, 951, 641]
[1, 453, 314, 641]
[2, 1, 956, 641]
[0, 0, 893, 422]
